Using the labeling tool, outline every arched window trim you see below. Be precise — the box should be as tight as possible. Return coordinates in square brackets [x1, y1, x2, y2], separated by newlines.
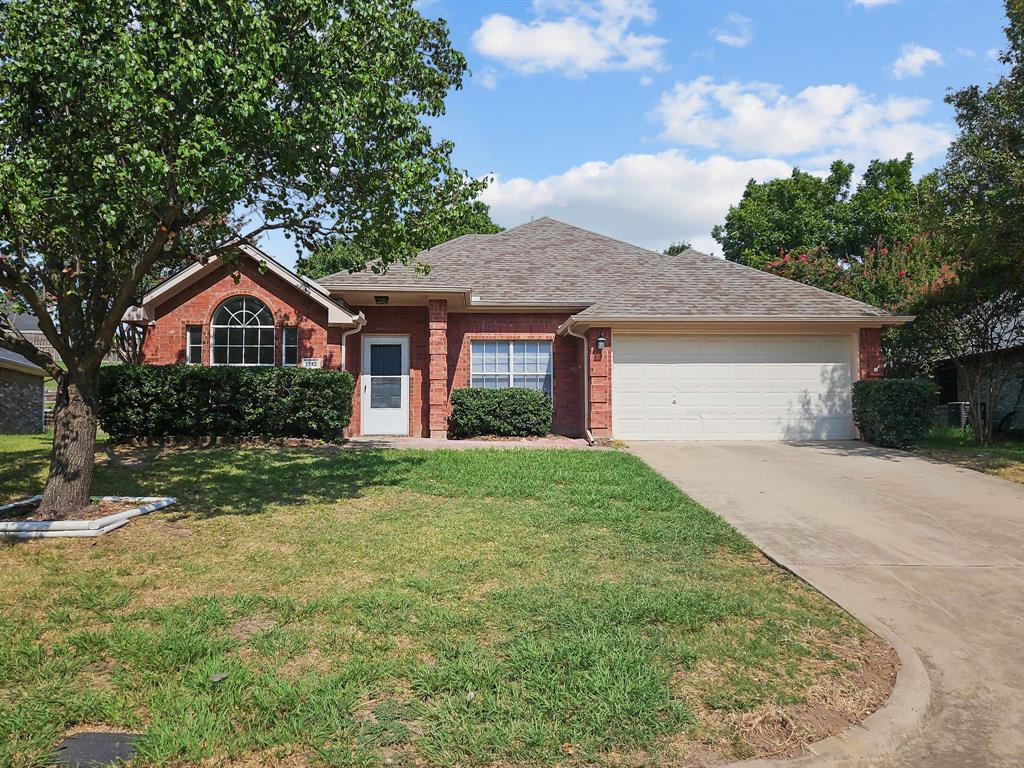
[210, 295, 277, 366]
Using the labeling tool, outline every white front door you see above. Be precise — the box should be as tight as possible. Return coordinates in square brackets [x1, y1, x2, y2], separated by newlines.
[361, 336, 410, 435]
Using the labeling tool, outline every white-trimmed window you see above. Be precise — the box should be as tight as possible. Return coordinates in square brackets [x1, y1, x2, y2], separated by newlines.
[470, 340, 552, 397]
[282, 326, 298, 367]
[211, 296, 275, 366]
[186, 325, 202, 364]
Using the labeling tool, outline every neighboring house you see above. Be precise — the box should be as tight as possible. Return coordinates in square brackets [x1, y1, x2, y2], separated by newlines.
[12, 313, 119, 364]
[934, 345, 1024, 432]
[127, 218, 910, 441]
[0, 348, 45, 434]
[11, 313, 59, 361]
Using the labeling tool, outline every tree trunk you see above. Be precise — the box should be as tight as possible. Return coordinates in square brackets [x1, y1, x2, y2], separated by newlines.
[37, 378, 98, 518]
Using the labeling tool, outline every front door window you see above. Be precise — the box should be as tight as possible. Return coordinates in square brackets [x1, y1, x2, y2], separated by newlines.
[369, 344, 403, 409]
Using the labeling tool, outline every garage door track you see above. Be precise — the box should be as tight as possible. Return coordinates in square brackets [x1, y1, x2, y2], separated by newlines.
[630, 440, 1024, 768]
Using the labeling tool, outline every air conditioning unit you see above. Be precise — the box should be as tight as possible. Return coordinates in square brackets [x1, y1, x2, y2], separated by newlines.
[935, 401, 970, 428]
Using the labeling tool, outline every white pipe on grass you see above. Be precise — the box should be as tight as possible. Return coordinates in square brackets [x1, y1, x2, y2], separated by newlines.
[0, 497, 176, 533]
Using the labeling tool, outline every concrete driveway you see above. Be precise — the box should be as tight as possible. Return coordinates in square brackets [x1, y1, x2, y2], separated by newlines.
[629, 441, 1024, 768]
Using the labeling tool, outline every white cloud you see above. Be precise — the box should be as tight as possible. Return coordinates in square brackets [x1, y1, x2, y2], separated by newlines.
[712, 13, 753, 48]
[987, 47, 1002, 60]
[652, 76, 951, 165]
[853, 0, 898, 6]
[478, 68, 498, 89]
[891, 44, 943, 79]
[956, 47, 976, 58]
[639, 74, 653, 86]
[480, 150, 793, 254]
[472, 0, 667, 77]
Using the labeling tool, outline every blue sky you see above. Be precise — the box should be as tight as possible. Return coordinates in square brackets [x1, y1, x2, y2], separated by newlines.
[267, 0, 1010, 266]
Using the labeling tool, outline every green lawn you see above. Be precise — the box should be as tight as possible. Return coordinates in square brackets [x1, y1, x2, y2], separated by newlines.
[914, 426, 1024, 484]
[1, 435, 892, 767]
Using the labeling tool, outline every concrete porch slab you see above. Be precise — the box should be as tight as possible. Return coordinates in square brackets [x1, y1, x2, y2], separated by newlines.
[344, 436, 594, 450]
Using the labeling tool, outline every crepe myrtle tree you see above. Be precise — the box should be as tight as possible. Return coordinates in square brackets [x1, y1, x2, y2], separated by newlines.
[0, 0, 485, 516]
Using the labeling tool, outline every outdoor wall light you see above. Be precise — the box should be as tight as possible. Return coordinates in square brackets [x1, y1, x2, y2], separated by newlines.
[374, 295, 389, 305]
[596, 334, 607, 350]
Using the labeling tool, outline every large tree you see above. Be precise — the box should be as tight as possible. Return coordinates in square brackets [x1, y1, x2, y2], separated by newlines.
[905, 0, 1024, 444]
[0, 0, 484, 515]
[712, 155, 936, 271]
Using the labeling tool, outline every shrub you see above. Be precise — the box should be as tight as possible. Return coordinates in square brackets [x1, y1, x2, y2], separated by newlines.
[852, 378, 939, 448]
[448, 387, 552, 439]
[96, 365, 354, 440]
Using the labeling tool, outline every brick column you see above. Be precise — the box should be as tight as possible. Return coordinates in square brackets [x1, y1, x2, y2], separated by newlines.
[586, 327, 612, 438]
[859, 327, 884, 379]
[427, 299, 449, 438]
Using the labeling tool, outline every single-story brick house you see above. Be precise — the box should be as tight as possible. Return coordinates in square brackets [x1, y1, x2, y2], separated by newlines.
[0, 347, 46, 434]
[128, 218, 910, 441]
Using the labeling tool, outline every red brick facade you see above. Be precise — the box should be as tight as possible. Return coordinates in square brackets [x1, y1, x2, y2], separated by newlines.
[859, 327, 885, 380]
[140, 260, 340, 368]
[447, 311, 584, 437]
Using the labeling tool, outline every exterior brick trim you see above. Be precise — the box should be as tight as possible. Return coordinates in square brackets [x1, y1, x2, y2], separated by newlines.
[427, 299, 449, 438]
[859, 327, 884, 380]
[585, 327, 612, 437]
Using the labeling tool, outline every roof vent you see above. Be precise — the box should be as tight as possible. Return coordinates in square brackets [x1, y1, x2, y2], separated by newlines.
[374, 295, 389, 305]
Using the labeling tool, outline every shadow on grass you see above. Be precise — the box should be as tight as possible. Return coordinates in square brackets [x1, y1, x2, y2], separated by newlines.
[0, 442, 51, 503]
[92, 445, 427, 520]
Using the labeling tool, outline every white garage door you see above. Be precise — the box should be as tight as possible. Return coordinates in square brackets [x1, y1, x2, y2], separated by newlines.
[612, 334, 856, 440]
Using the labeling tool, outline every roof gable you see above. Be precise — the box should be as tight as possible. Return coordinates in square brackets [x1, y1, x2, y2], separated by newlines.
[129, 245, 359, 327]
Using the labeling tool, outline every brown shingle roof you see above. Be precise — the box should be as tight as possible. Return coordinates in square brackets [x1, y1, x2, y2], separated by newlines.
[316, 218, 899, 320]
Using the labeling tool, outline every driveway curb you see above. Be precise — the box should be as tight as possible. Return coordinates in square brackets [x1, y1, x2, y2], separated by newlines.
[723, 546, 932, 768]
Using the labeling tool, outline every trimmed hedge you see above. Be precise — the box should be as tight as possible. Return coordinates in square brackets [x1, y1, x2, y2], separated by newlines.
[448, 387, 552, 439]
[852, 378, 938, 448]
[96, 364, 354, 440]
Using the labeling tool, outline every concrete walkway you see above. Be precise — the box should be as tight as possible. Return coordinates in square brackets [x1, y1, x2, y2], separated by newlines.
[344, 436, 592, 450]
[629, 441, 1024, 768]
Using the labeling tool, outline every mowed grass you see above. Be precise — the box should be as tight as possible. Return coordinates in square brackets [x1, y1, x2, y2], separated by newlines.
[1, 435, 887, 767]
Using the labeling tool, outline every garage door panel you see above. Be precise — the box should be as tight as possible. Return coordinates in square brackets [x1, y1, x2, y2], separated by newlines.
[612, 334, 856, 441]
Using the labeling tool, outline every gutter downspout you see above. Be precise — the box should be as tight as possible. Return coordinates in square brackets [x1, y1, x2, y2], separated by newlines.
[339, 312, 367, 371]
[561, 320, 595, 446]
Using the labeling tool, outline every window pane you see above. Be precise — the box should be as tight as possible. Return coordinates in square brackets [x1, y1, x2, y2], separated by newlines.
[370, 344, 402, 375]
[188, 326, 201, 346]
[510, 341, 551, 376]
[228, 346, 242, 364]
[243, 346, 258, 365]
[251, 301, 273, 326]
[212, 345, 226, 365]
[244, 328, 259, 347]
[213, 328, 228, 346]
[513, 374, 552, 397]
[370, 376, 401, 408]
[259, 346, 275, 365]
[283, 326, 298, 366]
[228, 328, 243, 346]
[471, 374, 509, 389]
[260, 328, 275, 347]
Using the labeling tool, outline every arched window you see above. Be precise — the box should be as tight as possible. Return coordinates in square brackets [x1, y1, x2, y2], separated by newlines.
[211, 296, 275, 365]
